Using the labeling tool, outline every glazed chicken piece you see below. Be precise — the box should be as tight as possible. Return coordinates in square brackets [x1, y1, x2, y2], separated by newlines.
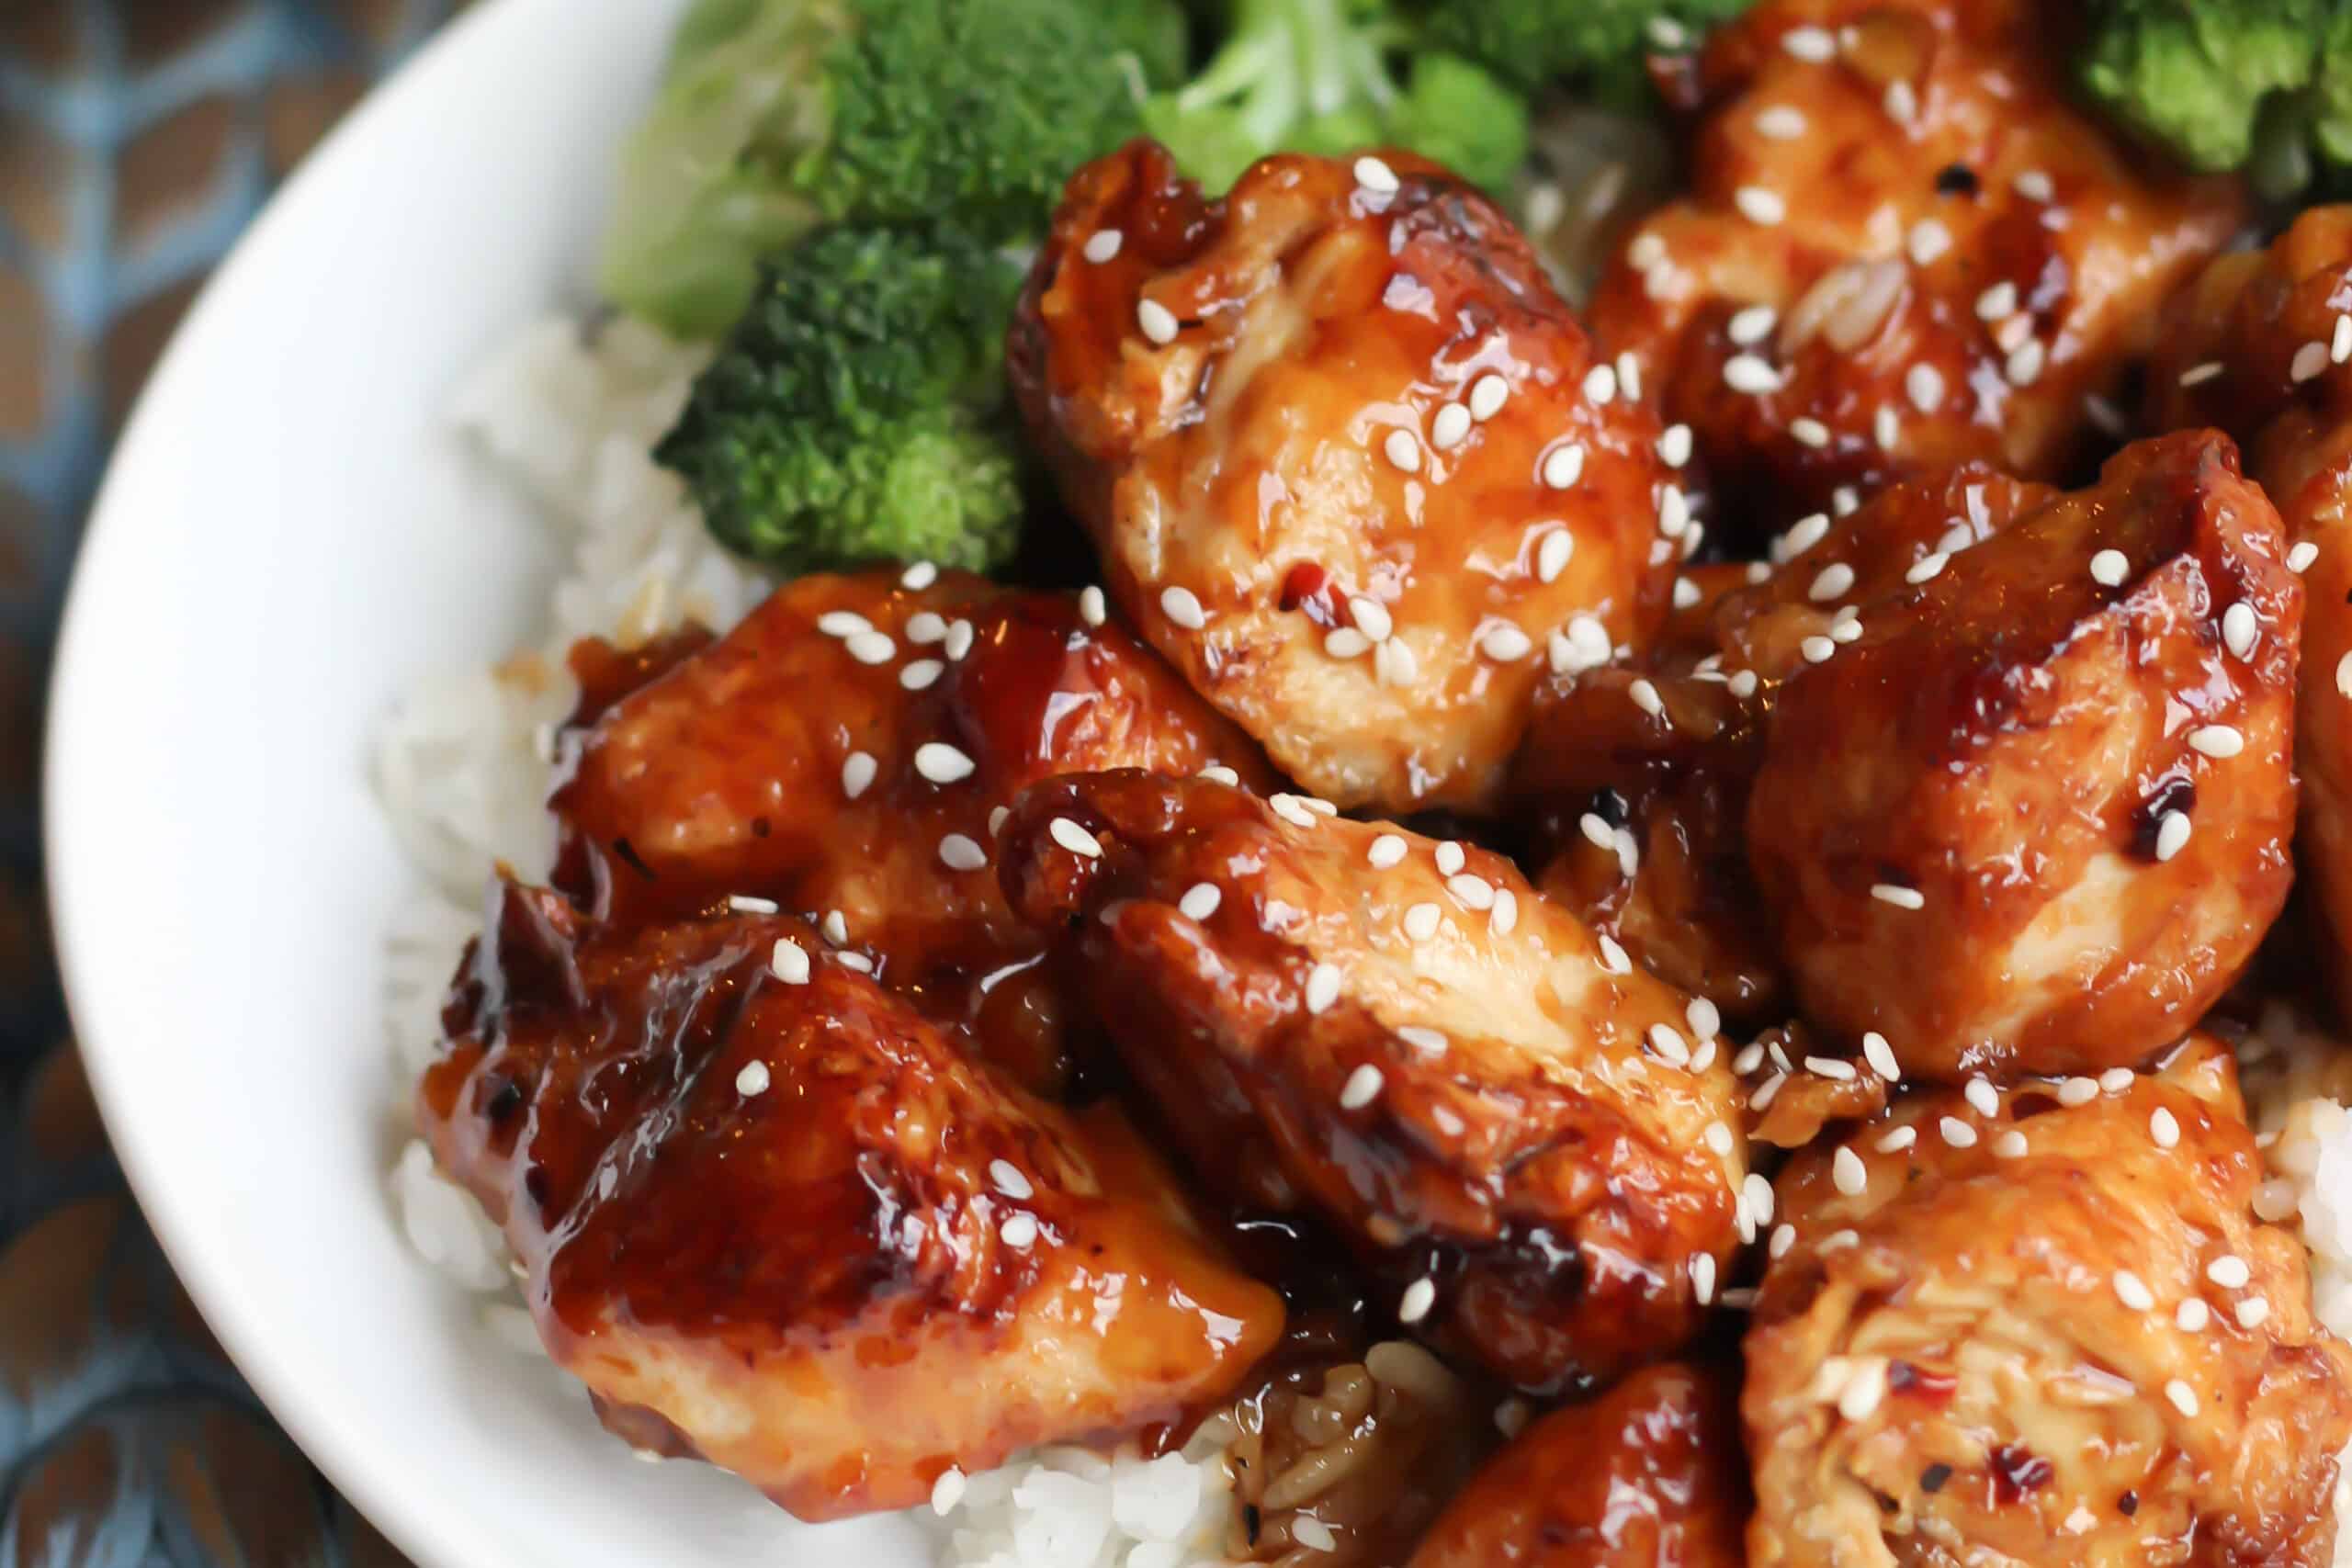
[1745, 431, 2301, 1080]
[1589, 0, 2243, 526]
[994, 770, 1747, 1394]
[2145, 206, 2352, 1022]
[1745, 1036, 2352, 1567]
[417, 884, 1283, 1521]
[1408, 1362, 1749, 1568]
[550, 567, 1272, 1092]
[1010, 141, 1679, 815]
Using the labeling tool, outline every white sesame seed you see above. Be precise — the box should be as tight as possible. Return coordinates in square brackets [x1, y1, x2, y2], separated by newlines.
[1989, 1130, 2026, 1159]
[2292, 540, 2321, 573]
[2164, 1380, 2199, 1418]
[1340, 1064, 1385, 1110]
[1136, 298, 1179, 344]
[1175, 883, 1222, 923]
[2005, 338, 2046, 387]
[1964, 1077, 1999, 1117]
[844, 630, 896, 664]
[1807, 1055, 1858, 1081]
[1838, 1355, 1887, 1420]
[938, 834, 987, 871]
[2100, 1067, 2135, 1093]
[842, 751, 877, 799]
[1368, 834, 1408, 870]
[1830, 615, 1862, 644]
[1658, 423, 1694, 468]
[2178, 360, 2224, 388]
[1787, 416, 1829, 449]
[1779, 513, 1829, 562]
[1832, 1146, 1867, 1195]
[1197, 763, 1241, 785]
[2206, 1255, 2250, 1289]
[2238, 1296, 2272, 1329]
[1690, 1252, 1717, 1305]
[1599, 934, 1633, 974]
[1429, 401, 1473, 452]
[1047, 817, 1102, 859]
[906, 611, 948, 645]
[1783, 24, 1835, 60]
[820, 910, 847, 946]
[1687, 998, 1721, 1040]
[1078, 585, 1106, 626]
[1808, 562, 1856, 603]
[1735, 186, 1786, 226]
[1657, 485, 1691, 536]
[1703, 1120, 1736, 1156]
[1616, 351, 1643, 401]
[1290, 1516, 1336, 1554]
[1770, 1224, 1797, 1259]
[1001, 1213, 1039, 1248]
[1883, 78, 1917, 127]
[1793, 635, 1830, 664]
[1474, 623, 1533, 664]
[1535, 529, 1576, 584]
[1469, 373, 1510, 422]
[2114, 1270, 2155, 1312]
[1903, 364, 1946, 416]
[2222, 602, 2257, 659]
[1540, 442, 1586, 490]
[1396, 1025, 1448, 1058]
[1728, 304, 1778, 345]
[2177, 1298, 2210, 1332]
[732, 1059, 771, 1098]
[944, 619, 975, 660]
[1324, 627, 1371, 660]
[1269, 794, 1319, 829]
[1340, 596, 1390, 643]
[1082, 229, 1123, 264]
[1354, 154, 1400, 192]
[2154, 810, 2191, 863]
[1728, 669, 1759, 697]
[914, 741, 975, 784]
[2187, 725, 2243, 759]
[2089, 548, 2130, 588]
[1430, 840, 1466, 876]
[1396, 1276, 1437, 1325]
[1873, 405, 1900, 451]
[1577, 814, 1617, 853]
[2292, 340, 2332, 384]
[1757, 105, 1805, 139]
[729, 894, 780, 915]
[1906, 218, 1950, 266]
[1878, 1124, 1917, 1154]
[1295, 961, 1343, 1016]
[770, 938, 811, 985]
[931, 1468, 967, 1515]
[1629, 678, 1666, 718]
[983, 1159, 1035, 1201]
[2335, 316, 2352, 366]
[1159, 585, 1206, 629]
[1447, 874, 1496, 911]
[1742, 1173, 1775, 1227]
[1403, 903, 1442, 942]
[1975, 281, 2018, 321]
[1628, 232, 1667, 270]
[2338, 650, 2352, 700]
[2012, 168, 2054, 203]
[1583, 363, 1619, 404]
[1897, 551, 1948, 588]
[1649, 1023, 1692, 1067]
[1383, 427, 1423, 473]
[1492, 887, 1518, 934]
[1725, 355, 1782, 394]
[2059, 1077, 2098, 1107]
[1939, 1116, 1977, 1147]
[817, 610, 875, 638]
[1850, 1032, 1895, 1083]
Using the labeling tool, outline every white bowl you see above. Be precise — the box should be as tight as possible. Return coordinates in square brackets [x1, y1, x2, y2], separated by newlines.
[44, 3, 933, 1562]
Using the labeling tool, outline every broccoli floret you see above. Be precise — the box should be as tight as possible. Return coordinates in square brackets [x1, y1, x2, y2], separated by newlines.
[1418, 0, 1753, 102]
[2077, 0, 2323, 174]
[655, 223, 1027, 574]
[604, 0, 1187, 338]
[1140, 0, 1531, 194]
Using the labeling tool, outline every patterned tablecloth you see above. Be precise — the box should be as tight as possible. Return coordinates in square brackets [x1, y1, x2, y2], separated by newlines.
[1, 2, 462, 1561]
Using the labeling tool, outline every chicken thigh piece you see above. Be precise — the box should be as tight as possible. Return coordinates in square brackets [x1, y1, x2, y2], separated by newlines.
[2146, 206, 2352, 1023]
[550, 567, 1272, 1092]
[1010, 141, 1679, 815]
[1589, 0, 2243, 525]
[1745, 431, 2301, 1080]
[1745, 1037, 2352, 1567]
[994, 771, 1747, 1394]
[417, 884, 1283, 1521]
[1408, 1362, 1749, 1568]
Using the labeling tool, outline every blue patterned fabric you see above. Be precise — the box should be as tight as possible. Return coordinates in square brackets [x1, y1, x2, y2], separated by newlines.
[1, 3, 458, 1561]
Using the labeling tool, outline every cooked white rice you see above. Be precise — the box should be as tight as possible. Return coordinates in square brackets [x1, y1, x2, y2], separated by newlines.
[376, 314, 1261, 1568]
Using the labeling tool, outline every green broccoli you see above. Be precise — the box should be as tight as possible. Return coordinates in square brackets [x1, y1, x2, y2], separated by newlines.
[2077, 0, 2324, 175]
[604, 0, 1187, 339]
[654, 223, 1027, 574]
[1139, 0, 1532, 194]
[1418, 0, 1754, 103]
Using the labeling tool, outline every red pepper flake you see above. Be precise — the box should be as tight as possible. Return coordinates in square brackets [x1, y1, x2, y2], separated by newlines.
[1278, 561, 1340, 627]
[1887, 1360, 1956, 1403]
[1990, 1444, 2053, 1503]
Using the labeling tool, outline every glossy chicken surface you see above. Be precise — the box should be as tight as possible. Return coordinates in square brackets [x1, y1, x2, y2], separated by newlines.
[417, 884, 1283, 1520]
[1010, 141, 1678, 814]
[550, 567, 1272, 1092]
[1408, 1362, 1748, 1568]
[1746, 1038, 2352, 1566]
[2145, 206, 2352, 1023]
[993, 770, 1746, 1394]
[1589, 0, 2244, 527]
[1745, 432, 2301, 1080]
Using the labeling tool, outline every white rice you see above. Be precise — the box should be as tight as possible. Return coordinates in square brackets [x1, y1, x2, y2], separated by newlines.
[375, 314, 1249, 1567]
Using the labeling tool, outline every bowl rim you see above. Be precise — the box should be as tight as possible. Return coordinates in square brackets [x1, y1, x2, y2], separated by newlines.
[43, 3, 548, 1562]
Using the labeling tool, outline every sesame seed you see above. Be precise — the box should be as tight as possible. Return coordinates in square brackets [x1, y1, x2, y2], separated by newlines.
[932, 1468, 967, 1516]
[1906, 217, 1950, 266]
[1340, 1064, 1385, 1109]
[1874, 405, 1900, 451]
[1368, 834, 1408, 869]
[844, 630, 896, 665]
[1628, 232, 1667, 270]
[1430, 402, 1473, 452]
[1964, 1077, 1999, 1117]
[1354, 154, 1399, 192]
[1599, 934, 1633, 974]
[822, 909, 848, 943]
[1871, 883, 1925, 909]
[2089, 548, 2130, 587]
[2294, 341, 2331, 384]
[1535, 529, 1576, 585]
[1905, 551, 1949, 586]
[2335, 316, 2352, 365]
[1540, 442, 1586, 490]
[1993, 1130, 2028, 1159]
[1735, 186, 1786, 225]
[1833, 1146, 1867, 1195]
[901, 654, 945, 689]
[1729, 669, 1759, 697]
[1447, 874, 1497, 910]
[1616, 351, 1643, 400]
[1048, 817, 1103, 859]
[1578, 813, 1616, 852]
[729, 895, 780, 915]
[1305, 963, 1342, 1015]
[2207, 1255, 2250, 1289]
[1728, 304, 1778, 345]
[1397, 1276, 1437, 1324]
[2012, 168, 2054, 203]
[985, 1159, 1035, 1201]
[734, 1060, 771, 1097]
[1001, 1213, 1039, 1248]
[1136, 298, 1179, 344]
[1781, 513, 1830, 560]
[1726, 355, 1782, 394]
[1177, 883, 1223, 923]
[1469, 373, 1510, 421]
[1939, 1116, 1976, 1147]
[938, 834, 987, 871]
[1742, 1173, 1775, 1227]
[2114, 1269, 2155, 1311]
[2339, 650, 2352, 699]
[2100, 1067, 2135, 1093]
[1629, 678, 1666, 718]
[1082, 229, 1123, 264]
[907, 612, 947, 645]
[1477, 623, 1534, 664]
[1794, 635, 1831, 664]
[914, 741, 976, 784]
[1649, 1023, 1693, 1066]
[1877, 1124, 1917, 1153]
[2238, 1296, 2272, 1328]
[771, 938, 811, 985]
[1383, 427, 1422, 473]
[2058, 1077, 2098, 1107]
[1688, 998, 1721, 1039]
[1905, 363, 1945, 414]
[1292, 1516, 1336, 1554]
[944, 619, 975, 660]
[1975, 281, 2018, 321]
[2222, 602, 2257, 659]
[2178, 360, 2223, 388]
[1397, 1025, 1448, 1055]
[1492, 887, 1519, 933]
[1159, 585, 1206, 629]
[1657, 485, 1690, 536]
[2187, 725, 2243, 759]
[1404, 903, 1442, 942]
[1830, 615, 1862, 644]
[1790, 416, 1830, 449]
[2291, 540, 2320, 573]
[1770, 1224, 1797, 1258]
[1809, 562, 1856, 602]
[1583, 363, 1619, 404]
[1758, 105, 1806, 139]
[1434, 841, 1466, 875]
[2154, 810, 2191, 863]
[2005, 338, 2046, 387]
[1690, 1253, 1717, 1305]
[1078, 586, 1106, 626]
[1705, 1120, 1735, 1155]
[1783, 24, 1835, 60]
[817, 610, 874, 638]
[2177, 1298, 2210, 1332]
[2164, 1380, 2199, 1418]
[841, 751, 877, 799]
[1883, 78, 1917, 127]
[1658, 424, 1694, 468]
[1838, 1356, 1887, 1420]
[1197, 763, 1241, 785]
[1862, 1032, 1899, 1082]
[1270, 794, 1320, 829]
[1807, 1055, 1858, 1081]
